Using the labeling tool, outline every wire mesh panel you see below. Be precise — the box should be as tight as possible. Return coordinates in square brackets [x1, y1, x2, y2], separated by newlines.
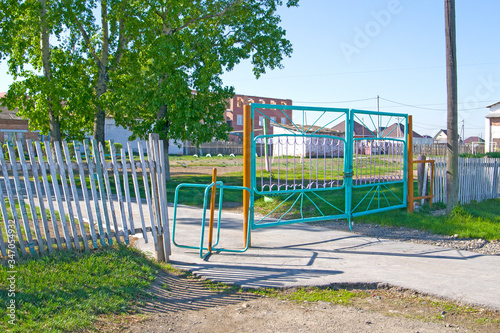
[349, 110, 408, 217]
[251, 104, 349, 228]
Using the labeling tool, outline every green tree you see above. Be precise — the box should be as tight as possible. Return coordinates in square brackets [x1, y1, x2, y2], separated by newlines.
[0, 0, 94, 142]
[61, 0, 137, 145]
[111, 0, 298, 179]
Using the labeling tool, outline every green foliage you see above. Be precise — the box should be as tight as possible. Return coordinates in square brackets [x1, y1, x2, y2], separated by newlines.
[1, 1, 298, 147]
[0, 246, 158, 333]
[459, 152, 500, 158]
[110, 0, 299, 146]
[282, 287, 364, 305]
[0, 0, 94, 140]
[486, 152, 500, 158]
[104, 141, 123, 154]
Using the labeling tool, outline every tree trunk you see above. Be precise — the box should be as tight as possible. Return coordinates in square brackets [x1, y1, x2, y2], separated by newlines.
[93, 61, 107, 146]
[92, 0, 110, 147]
[156, 103, 171, 181]
[40, 0, 62, 144]
[445, 0, 459, 212]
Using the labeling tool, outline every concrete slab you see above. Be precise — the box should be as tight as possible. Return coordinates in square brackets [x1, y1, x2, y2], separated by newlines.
[134, 205, 500, 311]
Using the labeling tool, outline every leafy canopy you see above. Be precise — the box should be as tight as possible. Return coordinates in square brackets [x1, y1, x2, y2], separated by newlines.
[110, 0, 298, 145]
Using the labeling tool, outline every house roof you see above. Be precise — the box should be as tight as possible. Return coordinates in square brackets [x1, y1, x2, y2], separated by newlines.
[486, 110, 500, 118]
[331, 120, 373, 137]
[486, 101, 500, 109]
[434, 129, 447, 139]
[464, 136, 484, 144]
[378, 123, 422, 138]
[0, 106, 23, 120]
[273, 123, 344, 136]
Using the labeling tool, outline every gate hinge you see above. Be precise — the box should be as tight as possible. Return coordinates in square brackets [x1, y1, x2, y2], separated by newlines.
[343, 172, 353, 178]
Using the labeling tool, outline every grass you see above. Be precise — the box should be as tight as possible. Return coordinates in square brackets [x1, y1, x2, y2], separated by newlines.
[0, 245, 160, 333]
[279, 287, 365, 305]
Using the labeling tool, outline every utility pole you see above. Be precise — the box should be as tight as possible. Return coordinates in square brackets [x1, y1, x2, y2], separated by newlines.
[377, 95, 380, 137]
[460, 119, 464, 142]
[445, 0, 459, 212]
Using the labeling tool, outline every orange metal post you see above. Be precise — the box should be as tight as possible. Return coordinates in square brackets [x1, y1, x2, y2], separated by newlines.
[207, 168, 217, 253]
[243, 104, 252, 247]
[407, 115, 414, 213]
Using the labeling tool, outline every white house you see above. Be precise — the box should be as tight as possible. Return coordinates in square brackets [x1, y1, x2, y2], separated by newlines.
[433, 129, 448, 144]
[271, 124, 345, 157]
[485, 102, 500, 152]
[104, 118, 184, 154]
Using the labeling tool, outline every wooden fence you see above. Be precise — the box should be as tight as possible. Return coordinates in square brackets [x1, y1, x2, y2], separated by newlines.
[0, 137, 170, 260]
[413, 143, 485, 156]
[432, 157, 500, 204]
[183, 140, 244, 156]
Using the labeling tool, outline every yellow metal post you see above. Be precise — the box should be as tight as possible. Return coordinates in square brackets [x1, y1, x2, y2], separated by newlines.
[207, 168, 217, 253]
[407, 115, 414, 213]
[243, 104, 252, 247]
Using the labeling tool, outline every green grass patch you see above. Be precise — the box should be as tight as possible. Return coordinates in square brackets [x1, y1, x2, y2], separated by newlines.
[251, 286, 367, 306]
[282, 287, 365, 305]
[0, 246, 160, 333]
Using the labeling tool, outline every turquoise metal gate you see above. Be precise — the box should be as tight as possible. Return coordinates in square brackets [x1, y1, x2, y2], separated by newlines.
[250, 104, 408, 230]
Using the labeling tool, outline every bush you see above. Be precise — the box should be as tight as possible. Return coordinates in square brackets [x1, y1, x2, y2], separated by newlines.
[104, 141, 123, 154]
[458, 152, 500, 158]
[486, 152, 500, 158]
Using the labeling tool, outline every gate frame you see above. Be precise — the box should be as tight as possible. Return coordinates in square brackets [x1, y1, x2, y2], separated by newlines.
[244, 104, 410, 240]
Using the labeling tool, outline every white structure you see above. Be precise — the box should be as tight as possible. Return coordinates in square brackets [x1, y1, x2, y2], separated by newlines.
[433, 129, 448, 144]
[271, 124, 345, 157]
[485, 102, 500, 152]
[104, 118, 183, 154]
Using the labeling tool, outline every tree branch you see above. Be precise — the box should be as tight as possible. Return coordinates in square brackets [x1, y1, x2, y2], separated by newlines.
[110, 18, 127, 72]
[173, 0, 242, 33]
[74, 19, 100, 63]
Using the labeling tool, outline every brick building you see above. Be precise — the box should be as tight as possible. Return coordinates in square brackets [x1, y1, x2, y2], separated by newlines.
[0, 93, 39, 144]
[225, 94, 292, 141]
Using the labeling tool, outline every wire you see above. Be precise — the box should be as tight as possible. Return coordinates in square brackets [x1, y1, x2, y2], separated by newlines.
[294, 97, 377, 104]
[380, 97, 446, 111]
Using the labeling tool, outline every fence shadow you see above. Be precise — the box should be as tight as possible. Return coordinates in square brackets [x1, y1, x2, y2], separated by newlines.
[138, 271, 258, 314]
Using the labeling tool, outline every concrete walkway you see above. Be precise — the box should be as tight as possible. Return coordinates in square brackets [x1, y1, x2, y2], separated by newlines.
[135, 205, 500, 311]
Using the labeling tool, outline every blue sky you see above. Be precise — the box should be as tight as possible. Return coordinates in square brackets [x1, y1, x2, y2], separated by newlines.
[1, 0, 499, 139]
[221, 0, 500, 138]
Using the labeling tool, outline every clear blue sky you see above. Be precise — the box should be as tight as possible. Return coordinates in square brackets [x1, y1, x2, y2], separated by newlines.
[221, 0, 500, 139]
[1, 0, 499, 139]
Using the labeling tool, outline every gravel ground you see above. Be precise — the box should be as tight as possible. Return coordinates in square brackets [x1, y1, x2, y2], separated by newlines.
[312, 218, 500, 255]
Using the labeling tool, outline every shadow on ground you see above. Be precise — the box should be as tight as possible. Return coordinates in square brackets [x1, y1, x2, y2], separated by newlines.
[138, 271, 258, 313]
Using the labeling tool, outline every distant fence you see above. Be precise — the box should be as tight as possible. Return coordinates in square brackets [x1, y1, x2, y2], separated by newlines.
[0, 138, 170, 259]
[432, 157, 500, 204]
[183, 140, 243, 156]
[414, 143, 485, 156]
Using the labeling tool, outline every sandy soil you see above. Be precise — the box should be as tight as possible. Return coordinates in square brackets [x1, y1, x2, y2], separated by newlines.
[95, 271, 500, 333]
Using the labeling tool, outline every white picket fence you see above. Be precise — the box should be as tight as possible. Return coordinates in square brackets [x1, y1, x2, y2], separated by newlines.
[432, 157, 500, 204]
[0, 138, 170, 260]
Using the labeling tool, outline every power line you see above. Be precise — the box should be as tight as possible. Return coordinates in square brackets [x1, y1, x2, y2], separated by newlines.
[294, 97, 377, 104]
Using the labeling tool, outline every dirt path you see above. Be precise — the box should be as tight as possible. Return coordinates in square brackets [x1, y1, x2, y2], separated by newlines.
[96, 271, 500, 333]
